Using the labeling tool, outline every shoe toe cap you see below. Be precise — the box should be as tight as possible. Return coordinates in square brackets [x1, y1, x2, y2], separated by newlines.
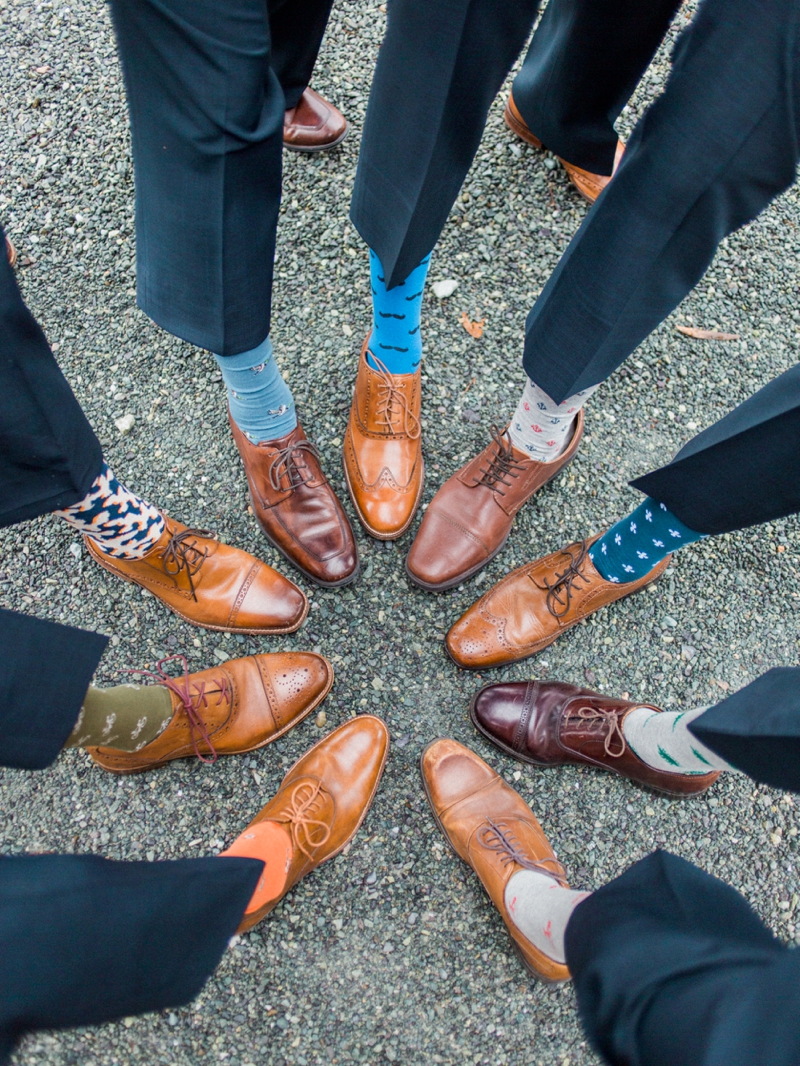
[406, 510, 487, 587]
[236, 565, 308, 632]
[421, 738, 496, 813]
[446, 611, 504, 669]
[471, 683, 529, 748]
[264, 652, 333, 725]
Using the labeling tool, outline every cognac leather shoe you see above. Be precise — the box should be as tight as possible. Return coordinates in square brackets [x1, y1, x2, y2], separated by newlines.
[471, 680, 720, 797]
[420, 738, 571, 982]
[446, 537, 670, 670]
[504, 91, 624, 205]
[284, 87, 349, 152]
[5, 236, 16, 267]
[343, 335, 424, 540]
[230, 417, 359, 588]
[224, 715, 389, 932]
[88, 652, 333, 774]
[85, 515, 307, 634]
[406, 417, 583, 591]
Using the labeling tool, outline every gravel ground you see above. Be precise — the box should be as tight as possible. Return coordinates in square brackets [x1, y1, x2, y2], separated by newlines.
[1, 1, 799, 1064]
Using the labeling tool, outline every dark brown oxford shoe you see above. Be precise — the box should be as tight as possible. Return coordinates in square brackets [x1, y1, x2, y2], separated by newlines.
[470, 680, 720, 797]
[283, 88, 349, 152]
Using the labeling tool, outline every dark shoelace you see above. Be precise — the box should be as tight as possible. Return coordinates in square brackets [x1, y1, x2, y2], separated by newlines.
[159, 527, 213, 603]
[477, 819, 568, 885]
[268, 439, 322, 492]
[472, 425, 526, 495]
[532, 540, 593, 619]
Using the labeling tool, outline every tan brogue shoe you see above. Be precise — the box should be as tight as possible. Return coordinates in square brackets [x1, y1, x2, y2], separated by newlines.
[504, 91, 624, 205]
[420, 738, 571, 983]
[470, 680, 720, 798]
[223, 716, 389, 932]
[230, 417, 359, 588]
[446, 536, 670, 670]
[88, 652, 333, 774]
[85, 516, 307, 634]
[283, 87, 349, 153]
[343, 335, 424, 540]
[406, 416, 583, 591]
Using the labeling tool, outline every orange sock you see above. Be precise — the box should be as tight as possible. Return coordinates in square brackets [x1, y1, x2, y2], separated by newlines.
[220, 821, 293, 915]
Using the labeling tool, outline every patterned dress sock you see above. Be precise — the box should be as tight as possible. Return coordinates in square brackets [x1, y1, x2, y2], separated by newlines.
[505, 870, 591, 964]
[56, 463, 165, 559]
[64, 684, 173, 751]
[590, 497, 706, 584]
[368, 250, 431, 375]
[213, 335, 297, 444]
[623, 705, 735, 774]
[508, 378, 598, 462]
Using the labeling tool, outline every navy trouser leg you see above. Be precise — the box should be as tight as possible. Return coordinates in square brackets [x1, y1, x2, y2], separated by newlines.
[107, 0, 285, 355]
[269, 0, 335, 110]
[523, 0, 800, 403]
[566, 851, 800, 1066]
[511, 0, 680, 174]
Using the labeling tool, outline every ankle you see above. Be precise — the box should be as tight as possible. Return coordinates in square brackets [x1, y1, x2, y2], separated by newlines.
[505, 870, 590, 964]
[220, 821, 293, 915]
[508, 378, 596, 463]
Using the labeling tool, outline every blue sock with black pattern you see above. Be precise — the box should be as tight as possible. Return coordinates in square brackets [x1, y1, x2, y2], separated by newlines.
[367, 250, 430, 375]
[589, 497, 706, 584]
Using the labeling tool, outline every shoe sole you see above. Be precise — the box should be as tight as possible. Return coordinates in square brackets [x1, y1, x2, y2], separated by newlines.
[87, 545, 309, 635]
[90, 657, 335, 775]
[283, 121, 350, 154]
[503, 101, 599, 205]
[342, 450, 425, 542]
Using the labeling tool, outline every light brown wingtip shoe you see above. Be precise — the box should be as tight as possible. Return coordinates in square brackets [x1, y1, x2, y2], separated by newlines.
[420, 738, 571, 983]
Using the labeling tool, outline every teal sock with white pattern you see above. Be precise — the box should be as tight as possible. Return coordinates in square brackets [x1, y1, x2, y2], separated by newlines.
[622, 705, 735, 774]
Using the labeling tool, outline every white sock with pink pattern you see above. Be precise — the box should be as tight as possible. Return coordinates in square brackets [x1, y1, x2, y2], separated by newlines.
[505, 870, 590, 964]
[508, 378, 598, 462]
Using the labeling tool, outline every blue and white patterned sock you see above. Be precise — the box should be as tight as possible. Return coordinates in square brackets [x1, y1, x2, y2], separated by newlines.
[214, 335, 297, 444]
[368, 250, 430, 375]
[590, 497, 706, 584]
[56, 463, 165, 559]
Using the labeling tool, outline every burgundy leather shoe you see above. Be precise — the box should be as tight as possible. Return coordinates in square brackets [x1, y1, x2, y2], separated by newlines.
[470, 680, 720, 797]
[230, 416, 359, 588]
[284, 88, 349, 152]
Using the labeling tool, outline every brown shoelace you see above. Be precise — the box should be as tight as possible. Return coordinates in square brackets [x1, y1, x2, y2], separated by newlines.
[131, 654, 229, 763]
[472, 425, 527, 495]
[564, 704, 627, 758]
[159, 527, 213, 603]
[274, 780, 332, 860]
[533, 540, 593, 619]
[477, 819, 568, 885]
[268, 438, 321, 492]
[369, 353, 421, 439]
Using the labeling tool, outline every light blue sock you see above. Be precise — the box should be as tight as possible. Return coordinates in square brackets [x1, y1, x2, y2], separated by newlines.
[213, 335, 297, 444]
[368, 250, 430, 375]
[589, 497, 706, 584]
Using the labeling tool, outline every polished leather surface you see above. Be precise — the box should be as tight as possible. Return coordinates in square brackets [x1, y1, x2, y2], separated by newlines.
[420, 738, 571, 983]
[85, 515, 307, 634]
[447, 537, 670, 669]
[283, 87, 349, 152]
[504, 92, 625, 204]
[5, 235, 16, 267]
[343, 335, 424, 539]
[406, 415, 583, 590]
[89, 653, 332, 774]
[471, 680, 720, 797]
[236, 715, 389, 931]
[231, 417, 358, 587]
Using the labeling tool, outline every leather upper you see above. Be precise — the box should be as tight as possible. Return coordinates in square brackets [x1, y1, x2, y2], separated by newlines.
[283, 87, 348, 151]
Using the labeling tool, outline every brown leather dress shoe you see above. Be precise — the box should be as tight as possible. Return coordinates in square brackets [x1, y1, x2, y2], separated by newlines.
[406, 417, 583, 591]
[85, 515, 307, 634]
[504, 91, 624, 204]
[343, 335, 424, 540]
[283, 87, 349, 153]
[88, 652, 333, 774]
[226, 715, 389, 932]
[5, 236, 16, 267]
[471, 680, 720, 797]
[446, 536, 670, 670]
[230, 417, 359, 588]
[420, 738, 571, 982]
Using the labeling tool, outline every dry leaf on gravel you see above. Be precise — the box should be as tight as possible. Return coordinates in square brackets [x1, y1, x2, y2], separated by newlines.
[675, 325, 739, 341]
[460, 313, 485, 339]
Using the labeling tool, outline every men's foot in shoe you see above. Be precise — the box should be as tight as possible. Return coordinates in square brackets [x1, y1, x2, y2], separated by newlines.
[446, 536, 670, 670]
[406, 416, 583, 591]
[230, 417, 359, 588]
[420, 737, 572, 982]
[283, 88, 349, 153]
[221, 716, 389, 931]
[470, 680, 720, 797]
[87, 652, 333, 774]
[85, 514, 307, 634]
[503, 91, 624, 205]
[343, 335, 424, 540]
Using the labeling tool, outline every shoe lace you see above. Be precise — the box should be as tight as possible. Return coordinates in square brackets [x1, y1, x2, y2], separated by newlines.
[274, 780, 332, 860]
[477, 819, 568, 885]
[471, 425, 526, 496]
[268, 439, 321, 492]
[564, 704, 627, 758]
[533, 540, 593, 619]
[369, 353, 421, 439]
[128, 654, 229, 763]
[159, 527, 213, 603]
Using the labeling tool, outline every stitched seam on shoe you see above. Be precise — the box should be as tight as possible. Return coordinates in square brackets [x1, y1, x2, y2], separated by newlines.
[432, 510, 492, 554]
[227, 562, 260, 627]
[512, 680, 538, 752]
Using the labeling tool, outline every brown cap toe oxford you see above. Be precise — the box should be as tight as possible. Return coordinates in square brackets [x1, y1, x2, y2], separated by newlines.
[283, 87, 349, 153]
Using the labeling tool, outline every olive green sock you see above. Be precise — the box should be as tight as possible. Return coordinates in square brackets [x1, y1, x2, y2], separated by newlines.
[65, 684, 173, 751]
